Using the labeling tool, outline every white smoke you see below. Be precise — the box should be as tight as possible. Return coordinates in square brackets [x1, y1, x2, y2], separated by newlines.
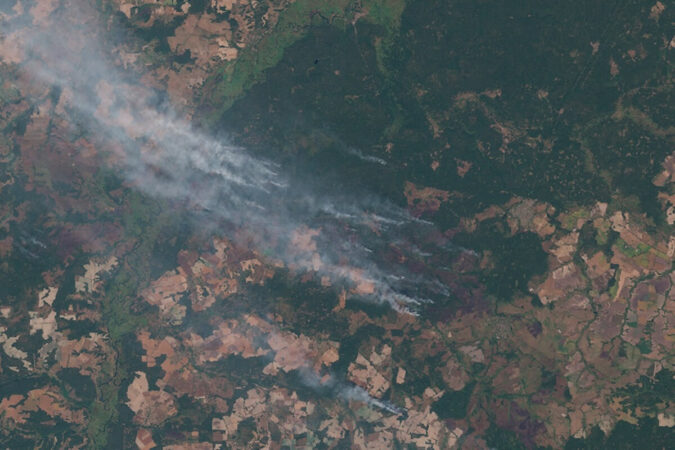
[298, 367, 405, 416]
[346, 147, 388, 166]
[1, 1, 457, 314]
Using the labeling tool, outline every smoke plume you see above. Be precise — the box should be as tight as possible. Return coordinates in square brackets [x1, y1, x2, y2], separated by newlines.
[1, 1, 458, 315]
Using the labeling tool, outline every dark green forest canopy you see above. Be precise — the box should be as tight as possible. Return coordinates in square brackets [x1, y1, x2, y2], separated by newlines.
[219, 0, 673, 221]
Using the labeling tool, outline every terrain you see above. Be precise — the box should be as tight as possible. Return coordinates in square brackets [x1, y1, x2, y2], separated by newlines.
[0, 0, 673, 448]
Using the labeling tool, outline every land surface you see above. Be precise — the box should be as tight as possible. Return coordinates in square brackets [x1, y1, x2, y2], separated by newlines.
[0, 0, 673, 448]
